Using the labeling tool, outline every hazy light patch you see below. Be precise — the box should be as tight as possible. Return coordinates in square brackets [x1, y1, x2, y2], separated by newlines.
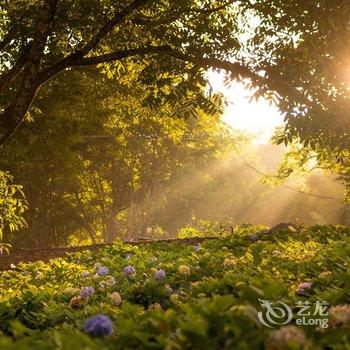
[208, 71, 285, 144]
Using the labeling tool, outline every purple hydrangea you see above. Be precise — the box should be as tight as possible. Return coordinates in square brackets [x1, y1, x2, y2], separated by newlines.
[97, 266, 109, 276]
[250, 234, 259, 242]
[124, 265, 136, 277]
[81, 271, 90, 278]
[80, 286, 95, 298]
[194, 243, 201, 252]
[84, 314, 114, 337]
[296, 282, 313, 296]
[154, 269, 166, 281]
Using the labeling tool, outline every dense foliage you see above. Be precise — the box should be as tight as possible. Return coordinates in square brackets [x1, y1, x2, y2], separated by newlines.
[0, 171, 27, 245]
[1, 0, 349, 174]
[1, 65, 348, 248]
[0, 66, 248, 247]
[0, 225, 349, 349]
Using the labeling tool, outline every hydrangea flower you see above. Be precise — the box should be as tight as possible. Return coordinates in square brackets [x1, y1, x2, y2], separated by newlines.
[267, 325, 307, 350]
[272, 250, 281, 257]
[165, 284, 174, 296]
[84, 315, 114, 337]
[328, 304, 350, 328]
[319, 271, 332, 279]
[124, 265, 136, 277]
[81, 271, 90, 278]
[63, 287, 80, 296]
[250, 234, 259, 242]
[295, 282, 313, 296]
[105, 276, 116, 286]
[170, 293, 179, 302]
[97, 266, 109, 276]
[93, 263, 102, 271]
[80, 286, 95, 299]
[69, 296, 84, 309]
[154, 269, 166, 281]
[223, 258, 236, 268]
[178, 265, 191, 275]
[148, 303, 162, 311]
[35, 271, 44, 280]
[194, 243, 201, 252]
[125, 254, 132, 260]
[109, 292, 122, 305]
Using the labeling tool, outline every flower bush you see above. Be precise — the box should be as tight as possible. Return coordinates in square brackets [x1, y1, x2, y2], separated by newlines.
[0, 225, 349, 349]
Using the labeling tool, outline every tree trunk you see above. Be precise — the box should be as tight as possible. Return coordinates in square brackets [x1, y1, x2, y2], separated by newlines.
[0, 0, 58, 146]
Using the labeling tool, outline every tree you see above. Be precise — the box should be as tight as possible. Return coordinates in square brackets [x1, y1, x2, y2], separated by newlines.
[0, 66, 242, 247]
[1, 0, 349, 156]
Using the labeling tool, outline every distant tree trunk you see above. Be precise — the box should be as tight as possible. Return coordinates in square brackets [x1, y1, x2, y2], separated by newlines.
[126, 191, 137, 241]
[103, 159, 119, 243]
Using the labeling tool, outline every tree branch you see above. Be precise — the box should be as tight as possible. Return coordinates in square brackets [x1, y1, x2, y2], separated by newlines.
[0, 44, 31, 94]
[163, 49, 312, 108]
[37, 0, 151, 84]
[83, 0, 149, 55]
[73, 45, 172, 67]
[38, 45, 171, 84]
[164, 50, 262, 82]
[60, 0, 150, 67]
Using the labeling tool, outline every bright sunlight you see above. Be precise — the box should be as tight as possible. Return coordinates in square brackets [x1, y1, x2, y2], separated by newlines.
[208, 70, 285, 143]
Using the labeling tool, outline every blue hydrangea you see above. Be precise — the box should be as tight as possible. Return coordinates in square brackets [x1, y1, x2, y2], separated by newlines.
[250, 234, 259, 242]
[80, 286, 95, 298]
[84, 314, 114, 337]
[124, 265, 136, 277]
[154, 269, 166, 281]
[97, 266, 109, 276]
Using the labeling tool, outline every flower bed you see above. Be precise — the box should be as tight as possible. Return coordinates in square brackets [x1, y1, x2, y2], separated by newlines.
[0, 225, 349, 349]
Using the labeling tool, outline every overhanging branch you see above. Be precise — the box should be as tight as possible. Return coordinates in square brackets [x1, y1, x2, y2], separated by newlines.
[163, 50, 262, 82]
[38, 45, 171, 84]
[74, 45, 172, 66]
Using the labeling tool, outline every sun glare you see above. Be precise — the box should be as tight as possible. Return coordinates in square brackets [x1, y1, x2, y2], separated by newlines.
[208, 71, 284, 144]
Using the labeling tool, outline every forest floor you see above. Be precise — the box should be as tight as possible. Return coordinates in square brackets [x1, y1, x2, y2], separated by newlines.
[0, 237, 217, 270]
